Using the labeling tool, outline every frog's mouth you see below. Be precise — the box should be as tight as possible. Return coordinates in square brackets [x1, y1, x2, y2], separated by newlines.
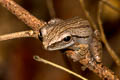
[60, 48, 73, 53]
[46, 40, 75, 51]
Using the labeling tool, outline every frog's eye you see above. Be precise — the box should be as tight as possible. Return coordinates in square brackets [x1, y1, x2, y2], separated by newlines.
[38, 30, 43, 41]
[63, 36, 71, 42]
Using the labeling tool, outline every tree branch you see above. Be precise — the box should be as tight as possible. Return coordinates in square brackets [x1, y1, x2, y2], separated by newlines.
[66, 50, 119, 80]
[0, 30, 38, 41]
[0, 0, 46, 31]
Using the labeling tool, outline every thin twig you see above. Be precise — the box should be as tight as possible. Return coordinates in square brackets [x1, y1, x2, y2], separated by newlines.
[101, 0, 120, 13]
[79, 0, 97, 30]
[0, 0, 46, 31]
[46, 0, 56, 18]
[97, 1, 120, 66]
[0, 30, 37, 41]
[33, 55, 88, 80]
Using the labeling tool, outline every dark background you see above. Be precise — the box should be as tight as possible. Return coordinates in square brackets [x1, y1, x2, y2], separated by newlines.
[0, 0, 120, 80]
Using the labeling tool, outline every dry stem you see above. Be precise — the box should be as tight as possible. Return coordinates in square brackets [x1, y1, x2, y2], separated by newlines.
[79, 0, 97, 30]
[33, 55, 88, 80]
[46, 0, 56, 18]
[0, 30, 38, 41]
[102, 0, 120, 13]
[0, 0, 46, 31]
[97, 1, 120, 66]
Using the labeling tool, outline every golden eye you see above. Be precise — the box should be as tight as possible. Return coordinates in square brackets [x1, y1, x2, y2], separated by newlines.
[63, 36, 71, 42]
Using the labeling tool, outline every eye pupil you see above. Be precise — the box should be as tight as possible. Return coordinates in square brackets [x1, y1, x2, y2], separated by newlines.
[63, 36, 71, 42]
[39, 31, 42, 36]
[38, 30, 43, 41]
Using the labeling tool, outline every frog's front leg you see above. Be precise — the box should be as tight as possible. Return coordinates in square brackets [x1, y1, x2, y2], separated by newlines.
[90, 30, 102, 63]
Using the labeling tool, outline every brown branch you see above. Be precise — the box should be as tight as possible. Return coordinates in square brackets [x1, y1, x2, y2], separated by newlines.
[0, 30, 38, 41]
[66, 50, 119, 80]
[97, 1, 120, 66]
[46, 0, 56, 18]
[79, 0, 97, 30]
[0, 0, 46, 31]
[101, 0, 120, 13]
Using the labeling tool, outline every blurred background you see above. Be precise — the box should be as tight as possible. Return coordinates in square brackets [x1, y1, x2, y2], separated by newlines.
[0, 0, 120, 80]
